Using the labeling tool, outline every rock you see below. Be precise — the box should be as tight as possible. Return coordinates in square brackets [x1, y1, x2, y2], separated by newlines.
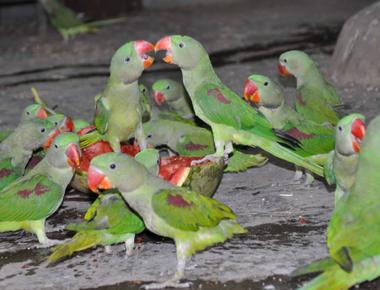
[331, 2, 380, 87]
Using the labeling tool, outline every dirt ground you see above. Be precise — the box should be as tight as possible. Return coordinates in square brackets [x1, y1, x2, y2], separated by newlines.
[0, 0, 379, 289]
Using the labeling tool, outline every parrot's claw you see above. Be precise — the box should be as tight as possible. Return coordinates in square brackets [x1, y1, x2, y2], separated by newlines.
[191, 154, 222, 165]
[142, 280, 192, 289]
[293, 170, 303, 182]
[104, 245, 112, 254]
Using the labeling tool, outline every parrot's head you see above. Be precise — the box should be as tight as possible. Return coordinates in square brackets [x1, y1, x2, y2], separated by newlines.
[22, 118, 59, 151]
[21, 104, 48, 122]
[278, 50, 315, 79]
[143, 120, 170, 148]
[43, 114, 75, 148]
[47, 132, 81, 169]
[110, 40, 155, 84]
[72, 119, 90, 133]
[88, 153, 148, 194]
[335, 114, 366, 155]
[152, 79, 182, 106]
[155, 35, 207, 70]
[244, 74, 284, 108]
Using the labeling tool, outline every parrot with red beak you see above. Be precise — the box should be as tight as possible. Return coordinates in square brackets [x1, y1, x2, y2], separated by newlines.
[87, 152, 246, 289]
[152, 79, 194, 119]
[154, 35, 323, 177]
[0, 133, 81, 245]
[0, 118, 58, 191]
[292, 115, 380, 290]
[80, 40, 155, 152]
[278, 50, 341, 125]
[243, 74, 335, 185]
[324, 114, 366, 204]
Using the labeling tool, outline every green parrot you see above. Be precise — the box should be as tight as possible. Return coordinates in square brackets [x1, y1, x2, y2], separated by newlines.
[324, 114, 366, 205]
[72, 119, 90, 133]
[152, 79, 195, 119]
[155, 35, 323, 177]
[48, 192, 144, 264]
[88, 152, 246, 289]
[81, 40, 155, 152]
[0, 133, 81, 245]
[243, 74, 335, 184]
[0, 118, 58, 191]
[139, 84, 153, 123]
[292, 115, 380, 290]
[278, 50, 340, 125]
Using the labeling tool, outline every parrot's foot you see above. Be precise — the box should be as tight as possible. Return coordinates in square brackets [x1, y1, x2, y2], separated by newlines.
[191, 154, 222, 165]
[303, 173, 315, 187]
[293, 170, 303, 182]
[142, 280, 192, 289]
[104, 245, 112, 254]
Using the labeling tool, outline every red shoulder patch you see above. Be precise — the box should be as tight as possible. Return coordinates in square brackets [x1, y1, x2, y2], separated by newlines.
[167, 194, 192, 208]
[34, 183, 49, 196]
[183, 142, 208, 151]
[17, 189, 33, 198]
[296, 95, 306, 106]
[286, 128, 314, 140]
[207, 88, 231, 104]
[0, 168, 12, 178]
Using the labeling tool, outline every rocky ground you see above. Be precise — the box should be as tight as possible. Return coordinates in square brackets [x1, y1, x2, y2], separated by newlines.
[0, 0, 379, 289]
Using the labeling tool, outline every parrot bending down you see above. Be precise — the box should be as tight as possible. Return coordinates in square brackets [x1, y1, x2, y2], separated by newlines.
[293, 115, 380, 290]
[243, 74, 335, 184]
[278, 50, 340, 125]
[87, 153, 246, 289]
[152, 79, 195, 119]
[80, 40, 155, 152]
[0, 133, 81, 244]
[0, 118, 58, 191]
[154, 35, 323, 177]
[324, 114, 366, 205]
[48, 192, 144, 264]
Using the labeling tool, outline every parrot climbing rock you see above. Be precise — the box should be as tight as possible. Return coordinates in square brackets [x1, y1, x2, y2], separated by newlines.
[80, 40, 155, 152]
[0, 118, 58, 191]
[155, 35, 323, 177]
[87, 152, 246, 289]
[292, 115, 380, 290]
[0, 133, 81, 245]
[324, 114, 366, 205]
[278, 50, 341, 125]
[48, 192, 144, 264]
[152, 79, 195, 119]
[243, 74, 335, 184]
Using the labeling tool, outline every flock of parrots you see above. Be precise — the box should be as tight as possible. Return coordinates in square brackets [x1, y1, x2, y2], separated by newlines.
[0, 35, 378, 290]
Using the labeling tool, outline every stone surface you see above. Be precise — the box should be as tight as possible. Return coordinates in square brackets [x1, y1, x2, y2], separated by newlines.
[331, 1, 380, 87]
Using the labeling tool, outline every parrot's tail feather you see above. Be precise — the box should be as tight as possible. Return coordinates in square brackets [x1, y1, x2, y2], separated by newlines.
[48, 232, 100, 265]
[291, 257, 335, 277]
[79, 130, 103, 148]
[273, 128, 302, 149]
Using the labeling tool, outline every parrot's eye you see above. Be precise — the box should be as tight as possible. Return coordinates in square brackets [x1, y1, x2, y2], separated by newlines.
[40, 128, 46, 133]
[54, 144, 58, 149]
[166, 85, 170, 90]
[264, 82, 269, 86]
[54, 121, 59, 126]
[124, 57, 131, 63]
[110, 163, 117, 170]
[26, 111, 31, 115]
[338, 126, 343, 132]
[142, 89, 146, 93]
[178, 43, 184, 48]
[283, 59, 287, 63]
[147, 134, 152, 139]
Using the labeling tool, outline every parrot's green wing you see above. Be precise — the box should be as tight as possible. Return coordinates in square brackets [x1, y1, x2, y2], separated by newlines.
[0, 174, 62, 221]
[94, 97, 110, 134]
[225, 151, 268, 173]
[0, 158, 24, 191]
[0, 129, 12, 143]
[83, 197, 101, 221]
[157, 111, 196, 125]
[324, 151, 336, 185]
[152, 187, 236, 231]
[176, 134, 215, 157]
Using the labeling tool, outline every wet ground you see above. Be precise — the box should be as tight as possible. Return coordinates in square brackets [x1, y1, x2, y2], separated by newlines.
[0, 0, 380, 289]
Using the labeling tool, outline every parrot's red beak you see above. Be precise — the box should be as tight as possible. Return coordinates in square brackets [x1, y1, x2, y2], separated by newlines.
[64, 117, 75, 132]
[43, 129, 61, 150]
[351, 119, 366, 153]
[278, 63, 291, 77]
[65, 143, 81, 168]
[135, 40, 155, 69]
[88, 166, 112, 193]
[153, 91, 166, 106]
[243, 80, 260, 105]
[36, 107, 48, 119]
[155, 36, 174, 64]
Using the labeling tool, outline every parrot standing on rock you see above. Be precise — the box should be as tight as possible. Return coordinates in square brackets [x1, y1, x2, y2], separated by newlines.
[292, 115, 380, 290]
[80, 40, 155, 152]
[152, 79, 195, 119]
[154, 35, 323, 177]
[0, 133, 81, 245]
[0, 118, 58, 191]
[324, 114, 366, 205]
[87, 152, 246, 289]
[243, 74, 335, 184]
[278, 50, 341, 125]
